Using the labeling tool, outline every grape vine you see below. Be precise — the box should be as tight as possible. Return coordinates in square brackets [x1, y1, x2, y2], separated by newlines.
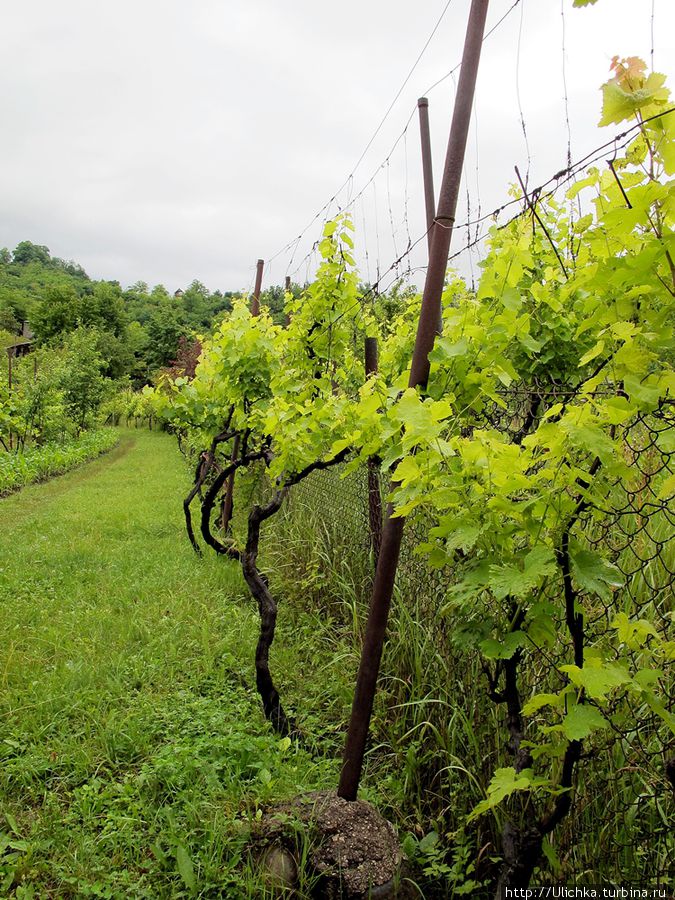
[149, 60, 675, 889]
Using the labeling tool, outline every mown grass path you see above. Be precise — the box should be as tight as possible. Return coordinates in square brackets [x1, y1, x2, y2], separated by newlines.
[0, 429, 335, 898]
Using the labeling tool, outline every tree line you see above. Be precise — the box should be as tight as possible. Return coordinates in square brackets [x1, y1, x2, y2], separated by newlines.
[0, 240, 314, 450]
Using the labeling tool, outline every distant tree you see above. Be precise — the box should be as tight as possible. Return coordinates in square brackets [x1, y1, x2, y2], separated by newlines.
[181, 280, 212, 328]
[0, 328, 14, 351]
[93, 330, 133, 379]
[54, 258, 89, 279]
[60, 328, 107, 432]
[126, 321, 150, 385]
[127, 320, 148, 358]
[146, 305, 186, 369]
[258, 283, 301, 326]
[31, 284, 81, 342]
[150, 284, 172, 303]
[13, 241, 52, 267]
[122, 282, 154, 325]
[2, 239, 245, 384]
[80, 281, 128, 337]
[0, 305, 18, 333]
[0, 284, 31, 333]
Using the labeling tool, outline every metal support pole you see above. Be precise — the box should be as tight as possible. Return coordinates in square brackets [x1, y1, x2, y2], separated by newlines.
[251, 258, 264, 316]
[365, 337, 383, 565]
[418, 97, 442, 334]
[364, 337, 378, 381]
[418, 97, 436, 255]
[338, 0, 490, 802]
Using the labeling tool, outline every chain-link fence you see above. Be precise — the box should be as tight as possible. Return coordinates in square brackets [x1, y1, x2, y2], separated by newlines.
[251, 396, 674, 885]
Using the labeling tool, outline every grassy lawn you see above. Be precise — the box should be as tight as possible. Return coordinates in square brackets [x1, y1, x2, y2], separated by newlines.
[0, 429, 338, 898]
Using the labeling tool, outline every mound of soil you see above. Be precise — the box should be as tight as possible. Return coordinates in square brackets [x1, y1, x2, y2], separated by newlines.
[257, 790, 404, 898]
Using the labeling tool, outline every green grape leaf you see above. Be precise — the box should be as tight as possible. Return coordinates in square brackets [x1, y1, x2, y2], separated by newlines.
[480, 631, 526, 660]
[489, 545, 557, 600]
[468, 767, 548, 821]
[522, 692, 564, 715]
[560, 660, 631, 700]
[612, 612, 659, 648]
[562, 704, 608, 740]
[599, 72, 669, 127]
[570, 548, 623, 599]
[430, 336, 469, 361]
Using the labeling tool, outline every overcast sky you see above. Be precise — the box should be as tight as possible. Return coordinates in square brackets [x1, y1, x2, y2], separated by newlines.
[2, 0, 674, 294]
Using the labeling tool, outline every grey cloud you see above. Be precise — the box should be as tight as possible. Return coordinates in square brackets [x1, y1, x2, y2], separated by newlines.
[1, 0, 673, 292]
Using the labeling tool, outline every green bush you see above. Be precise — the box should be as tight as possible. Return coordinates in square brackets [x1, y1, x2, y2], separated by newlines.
[0, 429, 119, 496]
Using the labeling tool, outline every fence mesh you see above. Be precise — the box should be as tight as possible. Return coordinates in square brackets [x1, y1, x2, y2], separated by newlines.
[249, 393, 674, 885]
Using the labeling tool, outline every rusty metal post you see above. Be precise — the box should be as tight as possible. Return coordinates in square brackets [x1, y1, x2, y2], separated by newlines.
[338, 0, 490, 802]
[418, 98, 436, 255]
[418, 97, 442, 334]
[250, 259, 264, 316]
[365, 337, 383, 565]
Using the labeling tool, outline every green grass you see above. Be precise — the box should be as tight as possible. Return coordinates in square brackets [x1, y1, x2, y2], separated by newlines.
[0, 430, 339, 898]
[4, 428, 666, 896]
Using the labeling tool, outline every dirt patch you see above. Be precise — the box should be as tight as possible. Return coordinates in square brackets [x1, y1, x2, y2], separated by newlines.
[256, 790, 403, 898]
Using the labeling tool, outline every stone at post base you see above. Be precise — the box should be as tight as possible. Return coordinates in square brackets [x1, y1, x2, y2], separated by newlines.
[256, 789, 405, 898]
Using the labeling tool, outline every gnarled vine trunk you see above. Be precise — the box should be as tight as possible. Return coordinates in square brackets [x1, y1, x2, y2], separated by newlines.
[193, 441, 349, 735]
[241, 491, 292, 736]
